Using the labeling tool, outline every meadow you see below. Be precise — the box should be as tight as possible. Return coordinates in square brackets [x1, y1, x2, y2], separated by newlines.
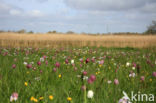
[0, 47, 156, 103]
[0, 33, 156, 103]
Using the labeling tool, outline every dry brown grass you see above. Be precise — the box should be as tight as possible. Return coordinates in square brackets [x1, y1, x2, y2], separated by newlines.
[0, 32, 156, 48]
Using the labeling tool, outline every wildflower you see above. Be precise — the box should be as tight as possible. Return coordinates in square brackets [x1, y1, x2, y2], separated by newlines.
[24, 82, 28, 86]
[74, 67, 77, 71]
[43, 55, 47, 59]
[34, 77, 40, 81]
[140, 76, 145, 81]
[30, 62, 34, 64]
[88, 78, 93, 84]
[65, 59, 69, 64]
[10, 92, 18, 102]
[129, 72, 136, 78]
[71, 59, 74, 64]
[80, 64, 83, 67]
[39, 96, 44, 100]
[85, 58, 90, 63]
[58, 74, 62, 78]
[118, 91, 131, 103]
[83, 71, 87, 75]
[79, 58, 83, 63]
[33, 98, 38, 102]
[77, 75, 81, 78]
[53, 68, 57, 72]
[150, 78, 152, 82]
[26, 64, 32, 69]
[132, 62, 136, 68]
[90, 74, 96, 81]
[12, 64, 16, 69]
[99, 60, 104, 65]
[55, 62, 60, 68]
[87, 90, 94, 98]
[45, 60, 48, 65]
[37, 61, 41, 66]
[126, 62, 130, 67]
[152, 72, 156, 77]
[107, 80, 112, 84]
[114, 79, 119, 85]
[40, 57, 44, 62]
[67, 97, 72, 101]
[81, 85, 86, 91]
[30, 96, 35, 101]
[32, 67, 37, 71]
[132, 67, 135, 70]
[49, 95, 54, 100]
[23, 62, 27, 65]
[91, 58, 95, 62]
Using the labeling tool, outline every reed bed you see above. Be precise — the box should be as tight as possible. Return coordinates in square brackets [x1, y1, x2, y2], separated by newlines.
[0, 33, 156, 48]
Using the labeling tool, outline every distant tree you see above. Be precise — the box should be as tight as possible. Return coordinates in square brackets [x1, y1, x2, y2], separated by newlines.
[145, 21, 156, 34]
[17, 29, 26, 33]
[52, 30, 57, 33]
[47, 30, 57, 34]
[28, 31, 34, 34]
[0, 30, 5, 33]
[66, 31, 74, 34]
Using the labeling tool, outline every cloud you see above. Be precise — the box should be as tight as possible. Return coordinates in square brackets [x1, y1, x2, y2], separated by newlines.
[27, 10, 44, 17]
[10, 9, 21, 15]
[64, 0, 156, 12]
[0, 0, 155, 33]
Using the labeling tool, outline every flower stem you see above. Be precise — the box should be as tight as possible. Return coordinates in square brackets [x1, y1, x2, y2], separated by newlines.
[84, 87, 87, 103]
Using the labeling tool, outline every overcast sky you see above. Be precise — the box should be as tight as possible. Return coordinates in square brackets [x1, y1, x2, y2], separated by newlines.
[0, 0, 156, 33]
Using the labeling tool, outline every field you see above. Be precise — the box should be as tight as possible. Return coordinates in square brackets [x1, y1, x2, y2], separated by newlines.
[0, 33, 156, 48]
[0, 33, 156, 103]
[0, 47, 156, 103]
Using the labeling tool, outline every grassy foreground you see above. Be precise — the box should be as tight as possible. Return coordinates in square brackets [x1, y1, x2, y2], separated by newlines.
[0, 47, 155, 103]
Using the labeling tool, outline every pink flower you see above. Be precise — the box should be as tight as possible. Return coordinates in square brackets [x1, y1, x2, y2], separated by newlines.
[90, 75, 96, 81]
[80, 64, 83, 67]
[65, 59, 69, 64]
[91, 58, 95, 62]
[79, 58, 83, 63]
[43, 55, 47, 59]
[14, 58, 17, 62]
[83, 71, 87, 76]
[85, 58, 90, 63]
[55, 62, 60, 68]
[53, 68, 57, 72]
[12, 64, 16, 69]
[88, 79, 93, 84]
[74, 67, 78, 71]
[26, 64, 32, 69]
[140, 76, 145, 81]
[81, 85, 86, 91]
[88, 74, 96, 84]
[3, 52, 8, 56]
[99, 60, 104, 65]
[45, 61, 48, 65]
[10, 92, 18, 102]
[152, 72, 156, 77]
[114, 79, 119, 85]
[37, 61, 41, 66]
[40, 70, 43, 74]
[132, 62, 136, 68]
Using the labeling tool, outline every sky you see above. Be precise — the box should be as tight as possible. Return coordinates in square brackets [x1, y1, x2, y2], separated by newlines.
[0, 0, 156, 33]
